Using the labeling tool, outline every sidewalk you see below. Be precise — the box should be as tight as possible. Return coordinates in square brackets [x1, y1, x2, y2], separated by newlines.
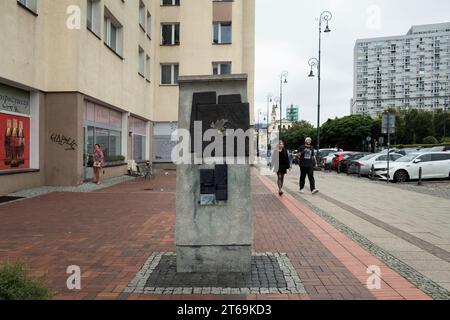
[0, 170, 434, 300]
[272, 166, 450, 299]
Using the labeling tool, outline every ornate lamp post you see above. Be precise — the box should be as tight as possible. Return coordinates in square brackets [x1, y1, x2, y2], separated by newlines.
[266, 94, 273, 156]
[307, 10, 332, 150]
[279, 71, 288, 135]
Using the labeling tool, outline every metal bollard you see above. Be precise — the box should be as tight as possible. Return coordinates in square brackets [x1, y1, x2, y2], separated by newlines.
[347, 164, 350, 176]
[418, 167, 423, 186]
[338, 162, 341, 174]
[370, 164, 375, 180]
[358, 164, 361, 178]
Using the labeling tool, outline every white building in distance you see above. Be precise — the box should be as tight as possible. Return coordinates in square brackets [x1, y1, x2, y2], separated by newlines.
[351, 23, 450, 117]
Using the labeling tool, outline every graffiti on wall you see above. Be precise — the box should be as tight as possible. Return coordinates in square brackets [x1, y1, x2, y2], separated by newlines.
[50, 133, 78, 151]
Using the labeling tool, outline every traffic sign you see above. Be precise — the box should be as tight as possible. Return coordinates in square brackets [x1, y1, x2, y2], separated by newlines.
[382, 114, 396, 134]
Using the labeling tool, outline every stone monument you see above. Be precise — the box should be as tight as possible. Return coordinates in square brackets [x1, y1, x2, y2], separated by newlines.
[175, 74, 253, 273]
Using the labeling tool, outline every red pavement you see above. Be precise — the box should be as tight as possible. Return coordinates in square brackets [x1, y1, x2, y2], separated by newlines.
[0, 171, 430, 300]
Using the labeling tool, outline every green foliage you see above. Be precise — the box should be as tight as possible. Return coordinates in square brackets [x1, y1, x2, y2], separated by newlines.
[280, 121, 315, 150]
[280, 108, 450, 151]
[320, 115, 373, 151]
[422, 136, 439, 145]
[0, 262, 53, 300]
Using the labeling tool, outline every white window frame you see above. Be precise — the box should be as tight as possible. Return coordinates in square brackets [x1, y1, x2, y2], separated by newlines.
[87, 0, 101, 36]
[138, 47, 145, 76]
[139, 0, 146, 30]
[161, 0, 179, 6]
[104, 8, 124, 57]
[161, 23, 180, 45]
[146, 55, 151, 81]
[160, 64, 179, 85]
[146, 11, 152, 36]
[213, 22, 232, 44]
[213, 62, 232, 75]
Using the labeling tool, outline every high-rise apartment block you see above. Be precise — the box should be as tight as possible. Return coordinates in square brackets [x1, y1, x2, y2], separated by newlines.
[352, 23, 450, 116]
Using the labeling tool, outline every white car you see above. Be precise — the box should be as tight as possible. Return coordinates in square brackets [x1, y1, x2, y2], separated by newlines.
[355, 153, 403, 176]
[375, 152, 450, 182]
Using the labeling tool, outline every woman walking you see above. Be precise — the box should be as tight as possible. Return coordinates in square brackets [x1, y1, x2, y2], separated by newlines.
[271, 140, 291, 196]
[93, 144, 105, 185]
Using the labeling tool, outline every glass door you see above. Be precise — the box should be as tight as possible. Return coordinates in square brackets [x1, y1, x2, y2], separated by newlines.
[83, 126, 95, 181]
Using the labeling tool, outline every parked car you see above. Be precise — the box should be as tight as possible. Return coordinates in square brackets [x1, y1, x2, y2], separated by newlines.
[374, 152, 450, 182]
[340, 152, 371, 172]
[320, 152, 336, 170]
[332, 152, 356, 171]
[430, 145, 450, 152]
[397, 148, 422, 155]
[316, 148, 341, 168]
[353, 153, 403, 176]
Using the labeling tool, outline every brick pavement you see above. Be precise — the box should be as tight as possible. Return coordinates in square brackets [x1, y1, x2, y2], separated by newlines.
[0, 171, 430, 300]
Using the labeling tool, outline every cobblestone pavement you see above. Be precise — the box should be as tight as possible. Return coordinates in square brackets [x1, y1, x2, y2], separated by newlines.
[270, 166, 450, 298]
[0, 171, 431, 300]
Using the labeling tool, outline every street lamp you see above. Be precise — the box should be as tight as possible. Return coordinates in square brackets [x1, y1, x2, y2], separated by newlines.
[279, 71, 288, 135]
[307, 10, 332, 151]
[266, 94, 273, 156]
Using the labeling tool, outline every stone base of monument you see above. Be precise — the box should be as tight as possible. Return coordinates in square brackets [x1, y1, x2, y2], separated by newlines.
[176, 245, 252, 273]
[124, 252, 306, 295]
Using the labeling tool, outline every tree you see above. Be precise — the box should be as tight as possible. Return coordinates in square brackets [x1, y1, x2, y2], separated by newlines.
[280, 121, 315, 150]
[320, 115, 373, 151]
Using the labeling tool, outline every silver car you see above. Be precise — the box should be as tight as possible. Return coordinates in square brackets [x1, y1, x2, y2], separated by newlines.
[354, 153, 403, 176]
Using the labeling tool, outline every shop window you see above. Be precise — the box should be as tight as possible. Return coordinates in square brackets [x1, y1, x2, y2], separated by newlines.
[1, 114, 30, 171]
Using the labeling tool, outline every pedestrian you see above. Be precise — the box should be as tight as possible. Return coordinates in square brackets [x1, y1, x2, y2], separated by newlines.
[271, 140, 291, 196]
[93, 144, 105, 185]
[298, 137, 319, 195]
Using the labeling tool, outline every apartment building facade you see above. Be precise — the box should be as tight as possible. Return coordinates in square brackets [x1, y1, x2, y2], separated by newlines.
[0, 0, 255, 195]
[351, 23, 450, 117]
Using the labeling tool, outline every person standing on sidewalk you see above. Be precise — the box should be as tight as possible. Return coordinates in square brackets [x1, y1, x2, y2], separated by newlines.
[93, 144, 105, 185]
[271, 140, 291, 196]
[298, 137, 319, 195]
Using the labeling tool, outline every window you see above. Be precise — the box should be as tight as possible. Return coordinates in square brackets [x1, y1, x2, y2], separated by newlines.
[213, 22, 232, 44]
[138, 47, 145, 76]
[139, 1, 146, 30]
[160, 64, 179, 85]
[133, 135, 146, 162]
[146, 55, 151, 80]
[161, 0, 180, 5]
[418, 154, 432, 162]
[161, 23, 180, 45]
[104, 8, 123, 57]
[87, 0, 101, 36]
[213, 62, 232, 75]
[129, 117, 147, 162]
[17, 0, 37, 14]
[146, 12, 152, 36]
[431, 154, 450, 161]
[84, 103, 123, 160]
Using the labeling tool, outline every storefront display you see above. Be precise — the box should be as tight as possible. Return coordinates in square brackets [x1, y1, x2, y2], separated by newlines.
[0, 113, 30, 170]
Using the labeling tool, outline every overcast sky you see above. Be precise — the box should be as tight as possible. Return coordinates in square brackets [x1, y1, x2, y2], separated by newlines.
[255, 0, 450, 126]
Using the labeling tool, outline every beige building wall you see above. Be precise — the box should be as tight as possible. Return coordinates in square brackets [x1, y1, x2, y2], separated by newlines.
[0, 0, 255, 193]
[153, 0, 255, 122]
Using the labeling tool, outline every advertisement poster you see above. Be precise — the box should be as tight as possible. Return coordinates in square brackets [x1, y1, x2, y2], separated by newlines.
[0, 113, 30, 170]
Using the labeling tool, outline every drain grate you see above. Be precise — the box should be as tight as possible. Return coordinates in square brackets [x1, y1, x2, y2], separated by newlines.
[125, 252, 305, 295]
